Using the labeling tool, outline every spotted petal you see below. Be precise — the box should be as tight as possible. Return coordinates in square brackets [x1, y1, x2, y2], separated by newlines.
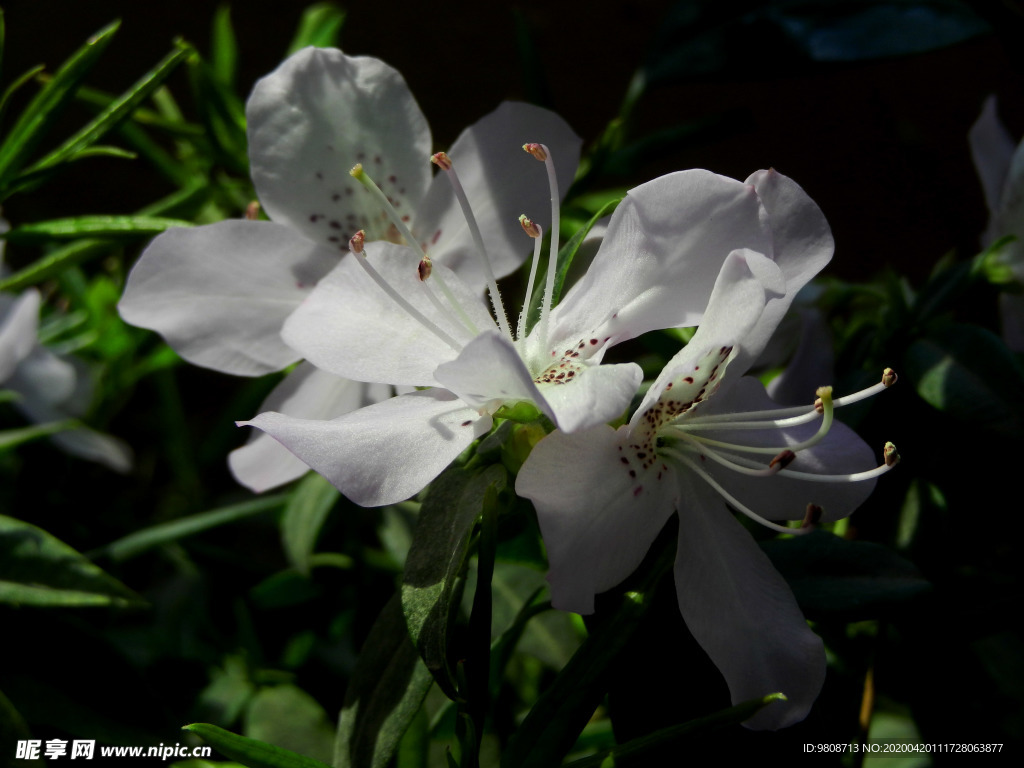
[119, 220, 338, 376]
[247, 47, 432, 252]
[516, 424, 677, 613]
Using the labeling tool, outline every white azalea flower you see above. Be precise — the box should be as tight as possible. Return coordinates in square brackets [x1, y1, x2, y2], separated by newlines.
[517, 246, 898, 730]
[242, 169, 835, 507]
[969, 95, 1024, 350]
[118, 46, 579, 491]
[1, 278, 132, 471]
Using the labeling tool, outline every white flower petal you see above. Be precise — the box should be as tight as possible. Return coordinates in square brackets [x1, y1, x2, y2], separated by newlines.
[740, 169, 834, 370]
[6, 346, 77, 406]
[765, 309, 834, 406]
[416, 101, 582, 285]
[230, 363, 388, 492]
[674, 472, 825, 730]
[633, 249, 783, 417]
[535, 362, 642, 433]
[516, 425, 677, 613]
[0, 290, 40, 382]
[547, 170, 773, 352]
[240, 389, 490, 507]
[120, 220, 338, 376]
[282, 242, 494, 385]
[969, 95, 1017, 225]
[433, 330, 553, 417]
[247, 47, 432, 250]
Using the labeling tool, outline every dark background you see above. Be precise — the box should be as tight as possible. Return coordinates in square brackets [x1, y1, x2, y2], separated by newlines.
[3, 0, 1024, 283]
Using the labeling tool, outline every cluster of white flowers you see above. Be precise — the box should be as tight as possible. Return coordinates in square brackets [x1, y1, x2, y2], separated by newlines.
[119, 47, 897, 730]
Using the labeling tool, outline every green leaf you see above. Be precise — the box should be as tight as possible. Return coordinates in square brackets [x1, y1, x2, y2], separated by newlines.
[761, 530, 931, 621]
[187, 56, 247, 173]
[211, 6, 239, 87]
[0, 420, 78, 451]
[0, 515, 142, 607]
[501, 544, 673, 768]
[401, 464, 508, 700]
[563, 693, 787, 767]
[335, 594, 434, 768]
[904, 322, 1024, 439]
[0, 65, 45, 126]
[11, 41, 193, 191]
[0, 21, 119, 191]
[1, 215, 192, 244]
[287, 4, 347, 54]
[183, 723, 330, 768]
[95, 494, 288, 562]
[244, 686, 334, 766]
[281, 473, 339, 574]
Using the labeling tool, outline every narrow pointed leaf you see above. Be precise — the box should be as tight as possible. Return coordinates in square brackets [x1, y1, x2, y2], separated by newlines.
[335, 594, 434, 768]
[95, 494, 287, 562]
[401, 464, 507, 700]
[287, 4, 347, 53]
[211, 6, 239, 87]
[0, 419, 77, 451]
[0, 21, 120, 189]
[1, 215, 191, 244]
[0, 515, 142, 607]
[183, 723, 330, 768]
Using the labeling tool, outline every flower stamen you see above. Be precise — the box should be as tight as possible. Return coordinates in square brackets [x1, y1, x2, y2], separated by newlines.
[523, 143, 561, 352]
[431, 151, 513, 340]
[517, 214, 544, 340]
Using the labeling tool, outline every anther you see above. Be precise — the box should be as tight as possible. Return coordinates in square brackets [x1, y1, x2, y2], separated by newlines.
[883, 442, 900, 467]
[418, 256, 432, 282]
[430, 152, 452, 171]
[882, 368, 898, 388]
[523, 143, 548, 161]
[349, 230, 366, 255]
[350, 163, 364, 179]
[245, 201, 261, 221]
[769, 449, 797, 471]
[801, 503, 823, 529]
[814, 386, 833, 414]
[519, 214, 541, 238]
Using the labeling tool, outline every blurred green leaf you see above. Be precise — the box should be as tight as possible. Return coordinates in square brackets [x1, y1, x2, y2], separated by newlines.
[183, 723, 330, 768]
[904, 322, 1024, 439]
[401, 463, 507, 700]
[0, 420, 77, 451]
[281, 472, 339, 574]
[9, 40, 193, 195]
[762, 530, 930, 620]
[336, 594, 434, 768]
[563, 693, 787, 767]
[501, 544, 672, 768]
[287, 4, 347, 54]
[244, 685, 334, 766]
[1, 215, 192, 244]
[96, 494, 287, 562]
[211, 6, 239, 87]
[0, 514, 142, 607]
[0, 65, 45, 126]
[188, 56, 247, 173]
[0, 21, 119, 192]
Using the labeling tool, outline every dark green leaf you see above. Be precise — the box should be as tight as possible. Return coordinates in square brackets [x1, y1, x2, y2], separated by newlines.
[14, 41, 193, 186]
[501, 544, 673, 768]
[0, 420, 77, 451]
[287, 4, 347, 54]
[401, 464, 507, 700]
[0, 514, 142, 607]
[0, 65, 45, 125]
[761, 530, 930, 620]
[563, 693, 787, 767]
[1, 215, 191, 244]
[95, 494, 287, 562]
[904, 323, 1024, 439]
[183, 723, 330, 768]
[0, 21, 119, 190]
[336, 594, 434, 768]
[281, 473, 339, 574]
[244, 686, 334, 766]
[187, 56, 247, 173]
